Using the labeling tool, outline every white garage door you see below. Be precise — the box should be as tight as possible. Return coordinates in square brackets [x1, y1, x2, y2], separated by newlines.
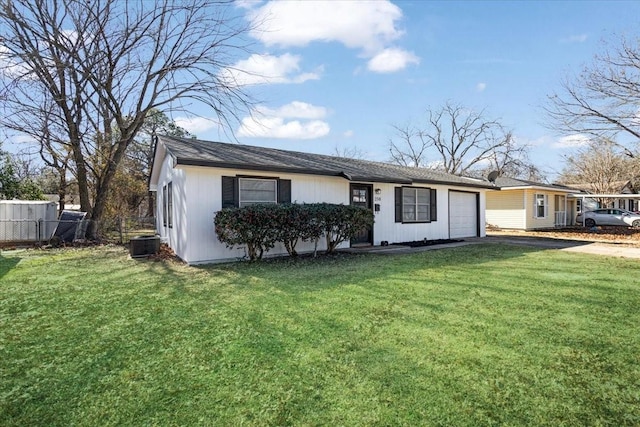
[449, 191, 478, 238]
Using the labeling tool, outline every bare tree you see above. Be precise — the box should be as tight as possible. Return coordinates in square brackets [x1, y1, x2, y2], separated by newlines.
[129, 109, 192, 217]
[558, 139, 636, 192]
[388, 124, 430, 167]
[332, 145, 367, 160]
[0, 0, 254, 237]
[477, 131, 545, 181]
[545, 34, 640, 155]
[557, 138, 638, 206]
[389, 102, 535, 176]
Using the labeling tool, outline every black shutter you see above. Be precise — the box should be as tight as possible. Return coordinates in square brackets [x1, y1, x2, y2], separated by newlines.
[221, 176, 239, 208]
[277, 179, 291, 204]
[395, 187, 402, 223]
[430, 188, 437, 222]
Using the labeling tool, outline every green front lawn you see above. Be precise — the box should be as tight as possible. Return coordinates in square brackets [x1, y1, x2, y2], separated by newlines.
[1, 245, 639, 426]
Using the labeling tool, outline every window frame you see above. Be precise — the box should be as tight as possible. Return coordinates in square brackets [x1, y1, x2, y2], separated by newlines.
[238, 177, 278, 207]
[401, 186, 431, 223]
[534, 193, 548, 219]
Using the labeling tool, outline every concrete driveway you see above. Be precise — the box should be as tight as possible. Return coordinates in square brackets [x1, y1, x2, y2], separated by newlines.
[480, 235, 640, 259]
[347, 235, 640, 259]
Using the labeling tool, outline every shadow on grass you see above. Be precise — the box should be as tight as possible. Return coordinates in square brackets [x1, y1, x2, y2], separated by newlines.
[187, 243, 546, 294]
[0, 251, 20, 280]
[483, 234, 595, 250]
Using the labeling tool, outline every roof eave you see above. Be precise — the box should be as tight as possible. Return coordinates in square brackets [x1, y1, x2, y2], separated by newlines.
[499, 185, 580, 193]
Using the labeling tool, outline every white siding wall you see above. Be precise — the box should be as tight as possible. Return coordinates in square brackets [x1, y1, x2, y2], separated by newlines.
[182, 167, 349, 264]
[486, 190, 526, 229]
[157, 163, 487, 264]
[524, 190, 561, 230]
[370, 183, 486, 245]
[487, 189, 572, 230]
[155, 155, 187, 259]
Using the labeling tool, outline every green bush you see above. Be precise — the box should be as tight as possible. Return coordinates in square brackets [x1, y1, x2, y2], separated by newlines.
[311, 203, 375, 254]
[272, 203, 322, 257]
[214, 203, 374, 260]
[214, 204, 281, 260]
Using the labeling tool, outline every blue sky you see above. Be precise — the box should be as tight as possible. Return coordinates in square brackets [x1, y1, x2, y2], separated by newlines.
[172, 0, 638, 181]
[5, 1, 636, 182]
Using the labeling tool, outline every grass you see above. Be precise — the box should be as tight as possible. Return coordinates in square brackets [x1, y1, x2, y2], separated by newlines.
[1, 244, 639, 426]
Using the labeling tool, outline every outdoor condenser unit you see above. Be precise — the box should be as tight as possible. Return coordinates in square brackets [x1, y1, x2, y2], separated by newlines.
[129, 235, 160, 258]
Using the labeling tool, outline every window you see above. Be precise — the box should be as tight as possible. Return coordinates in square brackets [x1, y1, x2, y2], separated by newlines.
[352, 188, 367, 203]
[395, 186, 436, 223]
[534, 193, 547, 218]
[403, 187, 430, 222]
[167, 182, 173, 228]
[239, 178, 277, 207]
[222, 176, 291, 208]
[162, 185, 167, 227]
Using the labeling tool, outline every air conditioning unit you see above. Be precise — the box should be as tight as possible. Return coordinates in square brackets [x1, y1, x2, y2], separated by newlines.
[129, 235, 160, 258]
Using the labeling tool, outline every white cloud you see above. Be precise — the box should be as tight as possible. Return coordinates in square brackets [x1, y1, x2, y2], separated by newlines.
[246, 0, 417, 74]
[343, 130, 354, 138]
[367, 48, 419, 73]
[173, 116, 220, 134]
[0, 45, 31, 79]
[553, 134, 591, 148]
[257, 101, 328, 120]
[238, 101, 330, 139]
[476, 82, 487, 92]
[248, 0, 404, 53]
[560, 34, 588, 43]
[220, 53, 321, 86]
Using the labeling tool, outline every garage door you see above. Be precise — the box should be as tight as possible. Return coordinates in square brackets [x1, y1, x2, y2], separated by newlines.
[449, 191, 478, 238]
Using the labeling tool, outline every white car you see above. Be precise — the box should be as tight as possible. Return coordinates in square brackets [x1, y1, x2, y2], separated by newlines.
[576, 208, 640, 228]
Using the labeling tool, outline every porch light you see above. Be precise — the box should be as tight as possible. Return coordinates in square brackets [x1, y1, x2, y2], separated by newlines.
[375, 188, 381, 195]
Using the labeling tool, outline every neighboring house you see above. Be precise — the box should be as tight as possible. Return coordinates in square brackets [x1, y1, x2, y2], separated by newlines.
[149, 136, 494, 264]
[44, 194, 82, 212]
[564, 181, 638, 212]
[486, 177, 581, 230]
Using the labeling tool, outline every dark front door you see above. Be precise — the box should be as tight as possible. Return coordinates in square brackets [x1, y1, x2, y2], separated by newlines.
[350, 183, 373, 246]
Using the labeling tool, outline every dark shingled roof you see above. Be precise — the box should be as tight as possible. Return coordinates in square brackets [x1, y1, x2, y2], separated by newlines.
[158, 135, 495, 189]
[494, 176, 578, 192]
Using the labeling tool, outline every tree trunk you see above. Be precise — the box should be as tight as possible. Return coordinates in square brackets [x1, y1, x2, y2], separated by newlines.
[146, 190, 155, 218]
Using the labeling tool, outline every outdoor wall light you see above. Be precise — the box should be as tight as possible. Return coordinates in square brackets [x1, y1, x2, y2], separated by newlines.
[374, 188, 381, 194]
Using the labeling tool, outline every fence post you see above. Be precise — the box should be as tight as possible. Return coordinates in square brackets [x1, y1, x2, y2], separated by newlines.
[37, 218, 43, 246]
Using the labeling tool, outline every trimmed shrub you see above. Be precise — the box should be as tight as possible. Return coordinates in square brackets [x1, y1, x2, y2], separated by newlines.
[272, 203, 323, 257]
[214, 204, 281, 260]
[311, 203, 375, 254]
[214, 203, 375, 260]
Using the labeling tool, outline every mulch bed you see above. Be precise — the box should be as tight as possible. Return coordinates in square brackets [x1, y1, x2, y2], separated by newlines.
[392, 239, 463, 248]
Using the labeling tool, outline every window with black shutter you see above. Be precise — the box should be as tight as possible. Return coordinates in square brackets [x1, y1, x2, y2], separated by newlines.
[394, 186, 437, 223]
[221, 176, 291, 207]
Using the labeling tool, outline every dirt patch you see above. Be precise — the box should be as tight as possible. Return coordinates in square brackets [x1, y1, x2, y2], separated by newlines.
[488, 226, 640, 246]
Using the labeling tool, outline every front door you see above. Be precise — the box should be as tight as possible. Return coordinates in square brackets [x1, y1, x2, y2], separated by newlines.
[350, 183, 373, 246]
